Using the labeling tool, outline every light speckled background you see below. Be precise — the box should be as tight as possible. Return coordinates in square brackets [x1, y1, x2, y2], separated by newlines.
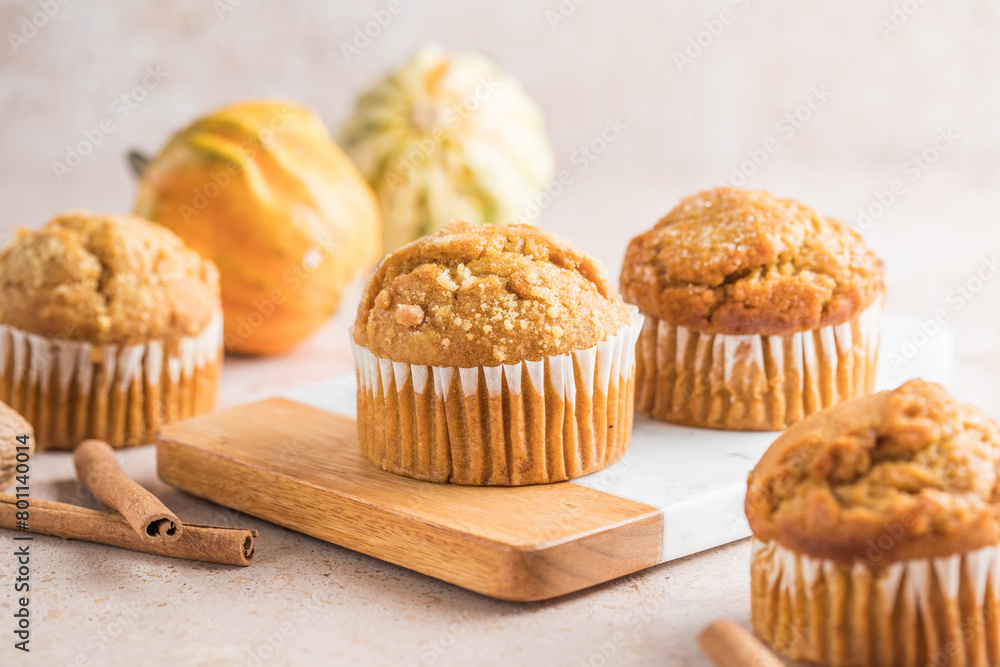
[1, 1, 998, 226]
[1, 2, 999, 666]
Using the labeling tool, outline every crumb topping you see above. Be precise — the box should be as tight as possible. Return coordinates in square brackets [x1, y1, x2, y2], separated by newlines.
[0, 212, 220, 345]
[620, 187, 884, 335]
[353, 221, 630, 366]
[394, 304, 425, 327]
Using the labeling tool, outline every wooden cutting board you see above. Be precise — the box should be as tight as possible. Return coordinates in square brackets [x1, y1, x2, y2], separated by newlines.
[156, 314, 952, 601]
[156, 398, 663, 601]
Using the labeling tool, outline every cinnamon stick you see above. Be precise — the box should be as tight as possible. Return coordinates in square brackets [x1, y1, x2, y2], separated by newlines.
[73, 439, 181, 541]
[698, 619, 784, 667]
[0, 494, 256, 566]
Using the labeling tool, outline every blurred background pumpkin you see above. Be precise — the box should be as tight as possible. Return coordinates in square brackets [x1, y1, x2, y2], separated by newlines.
[339, 44, 556, 253]
[133, 100, 381, 356]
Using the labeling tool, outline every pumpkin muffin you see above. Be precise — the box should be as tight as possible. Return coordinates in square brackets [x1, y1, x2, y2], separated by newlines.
[746, 379, 1000, 666]
[0, 400, 33, 489]
[0, 212, 222, 450]
[620, 187, 885, 431]
[352, 221, 643, 485]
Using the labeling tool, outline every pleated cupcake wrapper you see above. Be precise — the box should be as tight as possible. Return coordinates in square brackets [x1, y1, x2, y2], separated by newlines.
[353, 306, 644, 485]
[0, 311, 223, 450]
[635, 297, 883, 430]
[751, 539, 1000, 667]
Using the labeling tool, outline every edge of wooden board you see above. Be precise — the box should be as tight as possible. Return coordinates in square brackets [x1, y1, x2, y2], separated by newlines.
[156, 398, 664, 601]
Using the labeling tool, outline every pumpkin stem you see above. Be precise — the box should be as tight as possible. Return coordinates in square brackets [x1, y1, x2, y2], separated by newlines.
[127, 150, 151, 178]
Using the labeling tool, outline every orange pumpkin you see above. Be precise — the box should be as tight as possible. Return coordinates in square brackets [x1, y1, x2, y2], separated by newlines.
[134, 101, 381, 355]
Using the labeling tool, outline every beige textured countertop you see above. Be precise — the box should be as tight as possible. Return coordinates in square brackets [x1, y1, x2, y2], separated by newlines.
[3, 164, 999, 667]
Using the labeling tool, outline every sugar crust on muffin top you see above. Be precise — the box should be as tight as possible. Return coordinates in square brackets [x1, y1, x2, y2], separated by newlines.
[620, 187, 884, 336]
[353, 221, 630, 367]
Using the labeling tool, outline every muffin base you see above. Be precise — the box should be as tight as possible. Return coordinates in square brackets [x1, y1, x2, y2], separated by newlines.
[751, 539, 1000, 667]
[0, 312, 223, 450]
[353, 308, 643, 485]
[634, 298, 882, 431]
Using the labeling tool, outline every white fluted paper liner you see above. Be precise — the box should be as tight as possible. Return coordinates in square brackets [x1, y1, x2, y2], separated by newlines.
[635, 297, 883, 431]
[751, 538, 1000, 666]
[0, 311, 223, 450]
[353, 306, 643, 485]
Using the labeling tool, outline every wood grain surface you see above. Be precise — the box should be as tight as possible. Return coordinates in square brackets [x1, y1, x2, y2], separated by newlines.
[156, 398, 663, 601]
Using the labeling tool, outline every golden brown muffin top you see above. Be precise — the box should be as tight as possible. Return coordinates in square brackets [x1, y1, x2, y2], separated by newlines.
[620, 187, 884, 336]
[353, 221, 630, 367]
[746, 379, 1000, 564]
[0, 212, 220, 346]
